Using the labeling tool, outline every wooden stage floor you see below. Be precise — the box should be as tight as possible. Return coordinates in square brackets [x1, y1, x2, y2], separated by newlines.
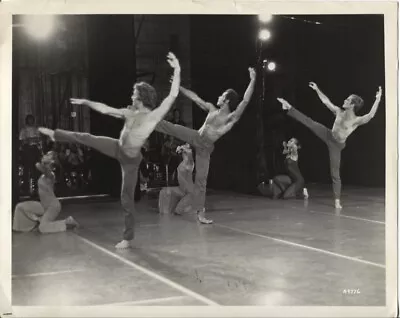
[12, 185, 386, 308]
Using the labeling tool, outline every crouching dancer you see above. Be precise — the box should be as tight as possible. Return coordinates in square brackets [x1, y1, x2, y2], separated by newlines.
[13, 151, 79, 233]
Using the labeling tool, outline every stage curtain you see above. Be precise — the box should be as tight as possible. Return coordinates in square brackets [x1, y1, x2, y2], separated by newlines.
[14, 15, 89, 133]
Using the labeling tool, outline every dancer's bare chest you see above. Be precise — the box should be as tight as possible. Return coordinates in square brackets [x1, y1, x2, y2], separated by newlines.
[332, 112, 358, 142]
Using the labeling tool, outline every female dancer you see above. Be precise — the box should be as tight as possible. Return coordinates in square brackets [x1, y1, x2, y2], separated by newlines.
[279, 137, 307, 199]
[159, 143, 195, 215]
[13, 151, 79, 233]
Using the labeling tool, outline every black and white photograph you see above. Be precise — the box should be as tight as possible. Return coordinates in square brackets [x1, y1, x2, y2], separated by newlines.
[0, 1, 398, 317]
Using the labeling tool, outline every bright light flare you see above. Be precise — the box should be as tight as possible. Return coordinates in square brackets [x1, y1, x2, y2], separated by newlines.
[267, 62, 276, 71]
[23, 15, 56, 40]
[263, 60, 276, 72]
[258, 29, 271, 41]
[258, 14, 273, 23]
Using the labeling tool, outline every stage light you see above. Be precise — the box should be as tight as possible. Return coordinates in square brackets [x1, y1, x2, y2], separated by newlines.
[258, 14, 273, 23]
[263, 60, 276, 72]
[267, 62, 276, 71]
[258, 29, 271, 41]
[23, 15, 55, 40]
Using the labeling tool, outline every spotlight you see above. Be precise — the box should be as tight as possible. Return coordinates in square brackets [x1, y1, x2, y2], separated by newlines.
[267, 62, 276, 71]
[23, 15, 55, 40]
[258, 29, 271, 41]
[263, 60, 276, 72]
[258, 14, 273, 23]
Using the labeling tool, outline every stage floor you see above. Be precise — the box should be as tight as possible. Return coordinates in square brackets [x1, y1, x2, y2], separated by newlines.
[12, 185, 386, 307]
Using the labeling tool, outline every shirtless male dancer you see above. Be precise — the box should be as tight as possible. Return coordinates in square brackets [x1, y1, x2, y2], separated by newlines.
[277, 82, 382, 209]
[156, 67, 256, 223]
[38, 52, 181, 249]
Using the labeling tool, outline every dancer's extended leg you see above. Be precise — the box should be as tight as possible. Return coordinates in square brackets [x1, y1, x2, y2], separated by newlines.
[54, 129, 119, 159]
[287, 108, 330, 142]
[285, 107, 344, 207]
[40, 127, 144, 244]
[156, 121, 214, 223]
[39, 128, 119, 159]
[156, 121, 199, 145]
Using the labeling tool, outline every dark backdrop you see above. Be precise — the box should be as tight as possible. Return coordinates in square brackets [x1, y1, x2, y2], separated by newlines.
[14, 15, 383, 203]
[86, 15, 136, 197]
[190, 15, 259, 193]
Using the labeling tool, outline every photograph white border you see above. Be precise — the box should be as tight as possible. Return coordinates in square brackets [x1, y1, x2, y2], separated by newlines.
[0, 1, 397, 317]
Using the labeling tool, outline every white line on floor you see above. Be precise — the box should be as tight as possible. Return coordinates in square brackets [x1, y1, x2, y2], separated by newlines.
[215, 224, 386, 269]
[290, 205, 385, 225]
[96, 295, 189, 306]
[308, 209, 385, 225]
[12, 269, 86, 279]
[76, 235, 219, 306]
[284, 204, 385, 225]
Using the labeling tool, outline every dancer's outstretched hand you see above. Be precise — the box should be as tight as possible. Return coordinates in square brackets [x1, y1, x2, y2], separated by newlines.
[309, 82, 318, 90]
[70, 98, 87, 105]
[277, 97, 292, 110]
[167, 52, 180, 70]
[375, 86, 382, 100]
[249, 67, 256, 80]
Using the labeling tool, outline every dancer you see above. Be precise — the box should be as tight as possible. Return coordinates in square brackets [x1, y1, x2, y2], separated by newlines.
[13, 151, 79, 233]
[156, 67, 256, 224]
[257, 138, 307, 200]
[277, 83, 382, 208]
[159, 143, 195, 215]
[275, 138, 306, 199]
[38, 52, 181, 249]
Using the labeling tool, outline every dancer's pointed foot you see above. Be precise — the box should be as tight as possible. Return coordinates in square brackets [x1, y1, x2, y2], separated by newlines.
[334, 199, 342, 209]
[38, 127, 55, 141]
[277, 97, 292, 110]
[303, 188, 309, 199]
[197, 209, 213, 224]
[115, 240, 132, 249]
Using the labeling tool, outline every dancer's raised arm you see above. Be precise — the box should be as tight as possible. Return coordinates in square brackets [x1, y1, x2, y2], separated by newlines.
[70, 98, 130, 119]
[147, 52, 181, 122]
[227, 67, 256, 124]
[282, 141, 289, 154]
[179, 86, 216, 112]
[356, 86, 382, 126]
[309, 82, 341, 115]
[35, 152, 56, 180]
